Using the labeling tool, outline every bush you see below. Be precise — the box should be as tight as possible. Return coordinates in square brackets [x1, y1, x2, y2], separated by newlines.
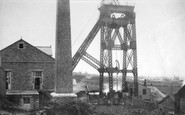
[151, 109, 161, 115]
[47, 100, 96, 115]
[0, 95, 17, 110]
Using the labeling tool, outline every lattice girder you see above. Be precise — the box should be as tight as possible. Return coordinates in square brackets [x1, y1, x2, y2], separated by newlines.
[72, 4, 138, 97]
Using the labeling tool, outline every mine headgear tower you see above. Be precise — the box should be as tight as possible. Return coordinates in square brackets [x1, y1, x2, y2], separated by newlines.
[72, 0, 138, 97]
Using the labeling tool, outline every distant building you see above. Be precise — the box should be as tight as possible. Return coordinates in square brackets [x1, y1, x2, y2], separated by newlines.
[126, 81, 165, 102]
[0, 39, 55, 111]
[138, 84, 151, 100]
[146, 79, 182, 96]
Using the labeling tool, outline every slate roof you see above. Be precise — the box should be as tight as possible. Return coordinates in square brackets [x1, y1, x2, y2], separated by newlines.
[35, 46, 53, 56]
[175, 85, 185, 98]
[148, 86, 166, 102]
[159, 95, 174, 104]
[158, 95, 175, 109]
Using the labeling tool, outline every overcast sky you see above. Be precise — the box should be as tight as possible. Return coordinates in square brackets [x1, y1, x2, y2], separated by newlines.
[0, 0, 185, 78]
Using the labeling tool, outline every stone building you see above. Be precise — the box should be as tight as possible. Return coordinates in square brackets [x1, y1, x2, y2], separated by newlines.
[138, 84, 151, 100]
[0, 39, 55, 110]
[175, 85, 185, 114]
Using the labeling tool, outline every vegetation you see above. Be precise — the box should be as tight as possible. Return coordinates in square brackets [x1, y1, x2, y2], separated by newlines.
[0, 96, 16, 110]
[47, 100, 96, 115]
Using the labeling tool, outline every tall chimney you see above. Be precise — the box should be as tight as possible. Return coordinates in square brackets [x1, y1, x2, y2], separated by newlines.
[51, 0, 76, 98]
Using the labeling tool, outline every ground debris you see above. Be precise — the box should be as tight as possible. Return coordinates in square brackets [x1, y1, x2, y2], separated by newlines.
[95, 104, 151, 115]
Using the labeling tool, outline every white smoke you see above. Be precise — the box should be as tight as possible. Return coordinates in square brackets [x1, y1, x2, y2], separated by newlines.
[103, 82, 122, 94]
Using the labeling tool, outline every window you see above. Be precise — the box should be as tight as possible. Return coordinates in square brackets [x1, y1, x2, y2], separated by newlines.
[19, 43, 24, 48]
[18, 42, 25, 49]
[23, 97, 30, 104]
[5, 71, 12, 89]
[143, 89, 147, 95]
[32, 71, 43, 90]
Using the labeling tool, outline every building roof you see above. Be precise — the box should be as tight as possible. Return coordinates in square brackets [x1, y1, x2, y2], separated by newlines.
[35, 46, 53, 56]
[175, 85, 185, 98]
[0, 39, 55, 62]
[6, 90, 39, 95]
[158, 95, 175, 109]
[148, 86, 166, 102]
[159, 95, 174, 104]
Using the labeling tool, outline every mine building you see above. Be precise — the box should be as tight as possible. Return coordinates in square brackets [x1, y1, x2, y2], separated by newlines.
[0, 39, 55, 111]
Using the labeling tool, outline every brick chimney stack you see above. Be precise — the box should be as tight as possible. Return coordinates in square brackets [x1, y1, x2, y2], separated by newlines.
[51, 0, 76, 99]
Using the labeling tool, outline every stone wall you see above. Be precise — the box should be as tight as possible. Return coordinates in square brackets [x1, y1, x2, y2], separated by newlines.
[0, 39, 55, 91]
[2, 62, 54, 90]
[31, 95, 39, 110]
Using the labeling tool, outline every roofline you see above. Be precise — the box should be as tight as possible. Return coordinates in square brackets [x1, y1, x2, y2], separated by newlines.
[175, 84, 185, 96]
[35, 46, 52, 48]
[158, 95, 174, 104]
[35, 46, 53, 56]
[6, 90, 39, 95]
[0, 39, 55, 61]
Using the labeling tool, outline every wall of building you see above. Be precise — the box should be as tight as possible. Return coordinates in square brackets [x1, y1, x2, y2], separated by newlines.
[16, 95, 39, 111]
[0, 39, 55, 91]
[0, 39, 55, 110]
[0, 67, 6, 97]
[180, 98, 185, 113]
[2, 62, 54, 91]
[138, 85, 151, 100]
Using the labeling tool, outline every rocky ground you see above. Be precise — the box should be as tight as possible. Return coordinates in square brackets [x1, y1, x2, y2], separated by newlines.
[95, 105, 151, 115]
[91, 97, 161, 115]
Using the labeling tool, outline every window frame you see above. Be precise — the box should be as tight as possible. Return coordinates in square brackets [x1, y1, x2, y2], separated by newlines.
[142, 88, 147, 95]
[23, 96, 31, 104]
[32, 70, 43, 90]
[18, 42, 25, 49]
[5, 70, 12, 90]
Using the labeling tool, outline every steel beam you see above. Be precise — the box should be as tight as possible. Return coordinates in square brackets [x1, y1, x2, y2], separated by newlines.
[81, 56, 99, 70]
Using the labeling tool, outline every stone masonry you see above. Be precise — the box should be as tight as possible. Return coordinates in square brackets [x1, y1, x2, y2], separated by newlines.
[0, 39, 55, 91]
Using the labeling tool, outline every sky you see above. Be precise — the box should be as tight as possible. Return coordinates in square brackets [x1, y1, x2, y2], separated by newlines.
[0, 0, 185, 78]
